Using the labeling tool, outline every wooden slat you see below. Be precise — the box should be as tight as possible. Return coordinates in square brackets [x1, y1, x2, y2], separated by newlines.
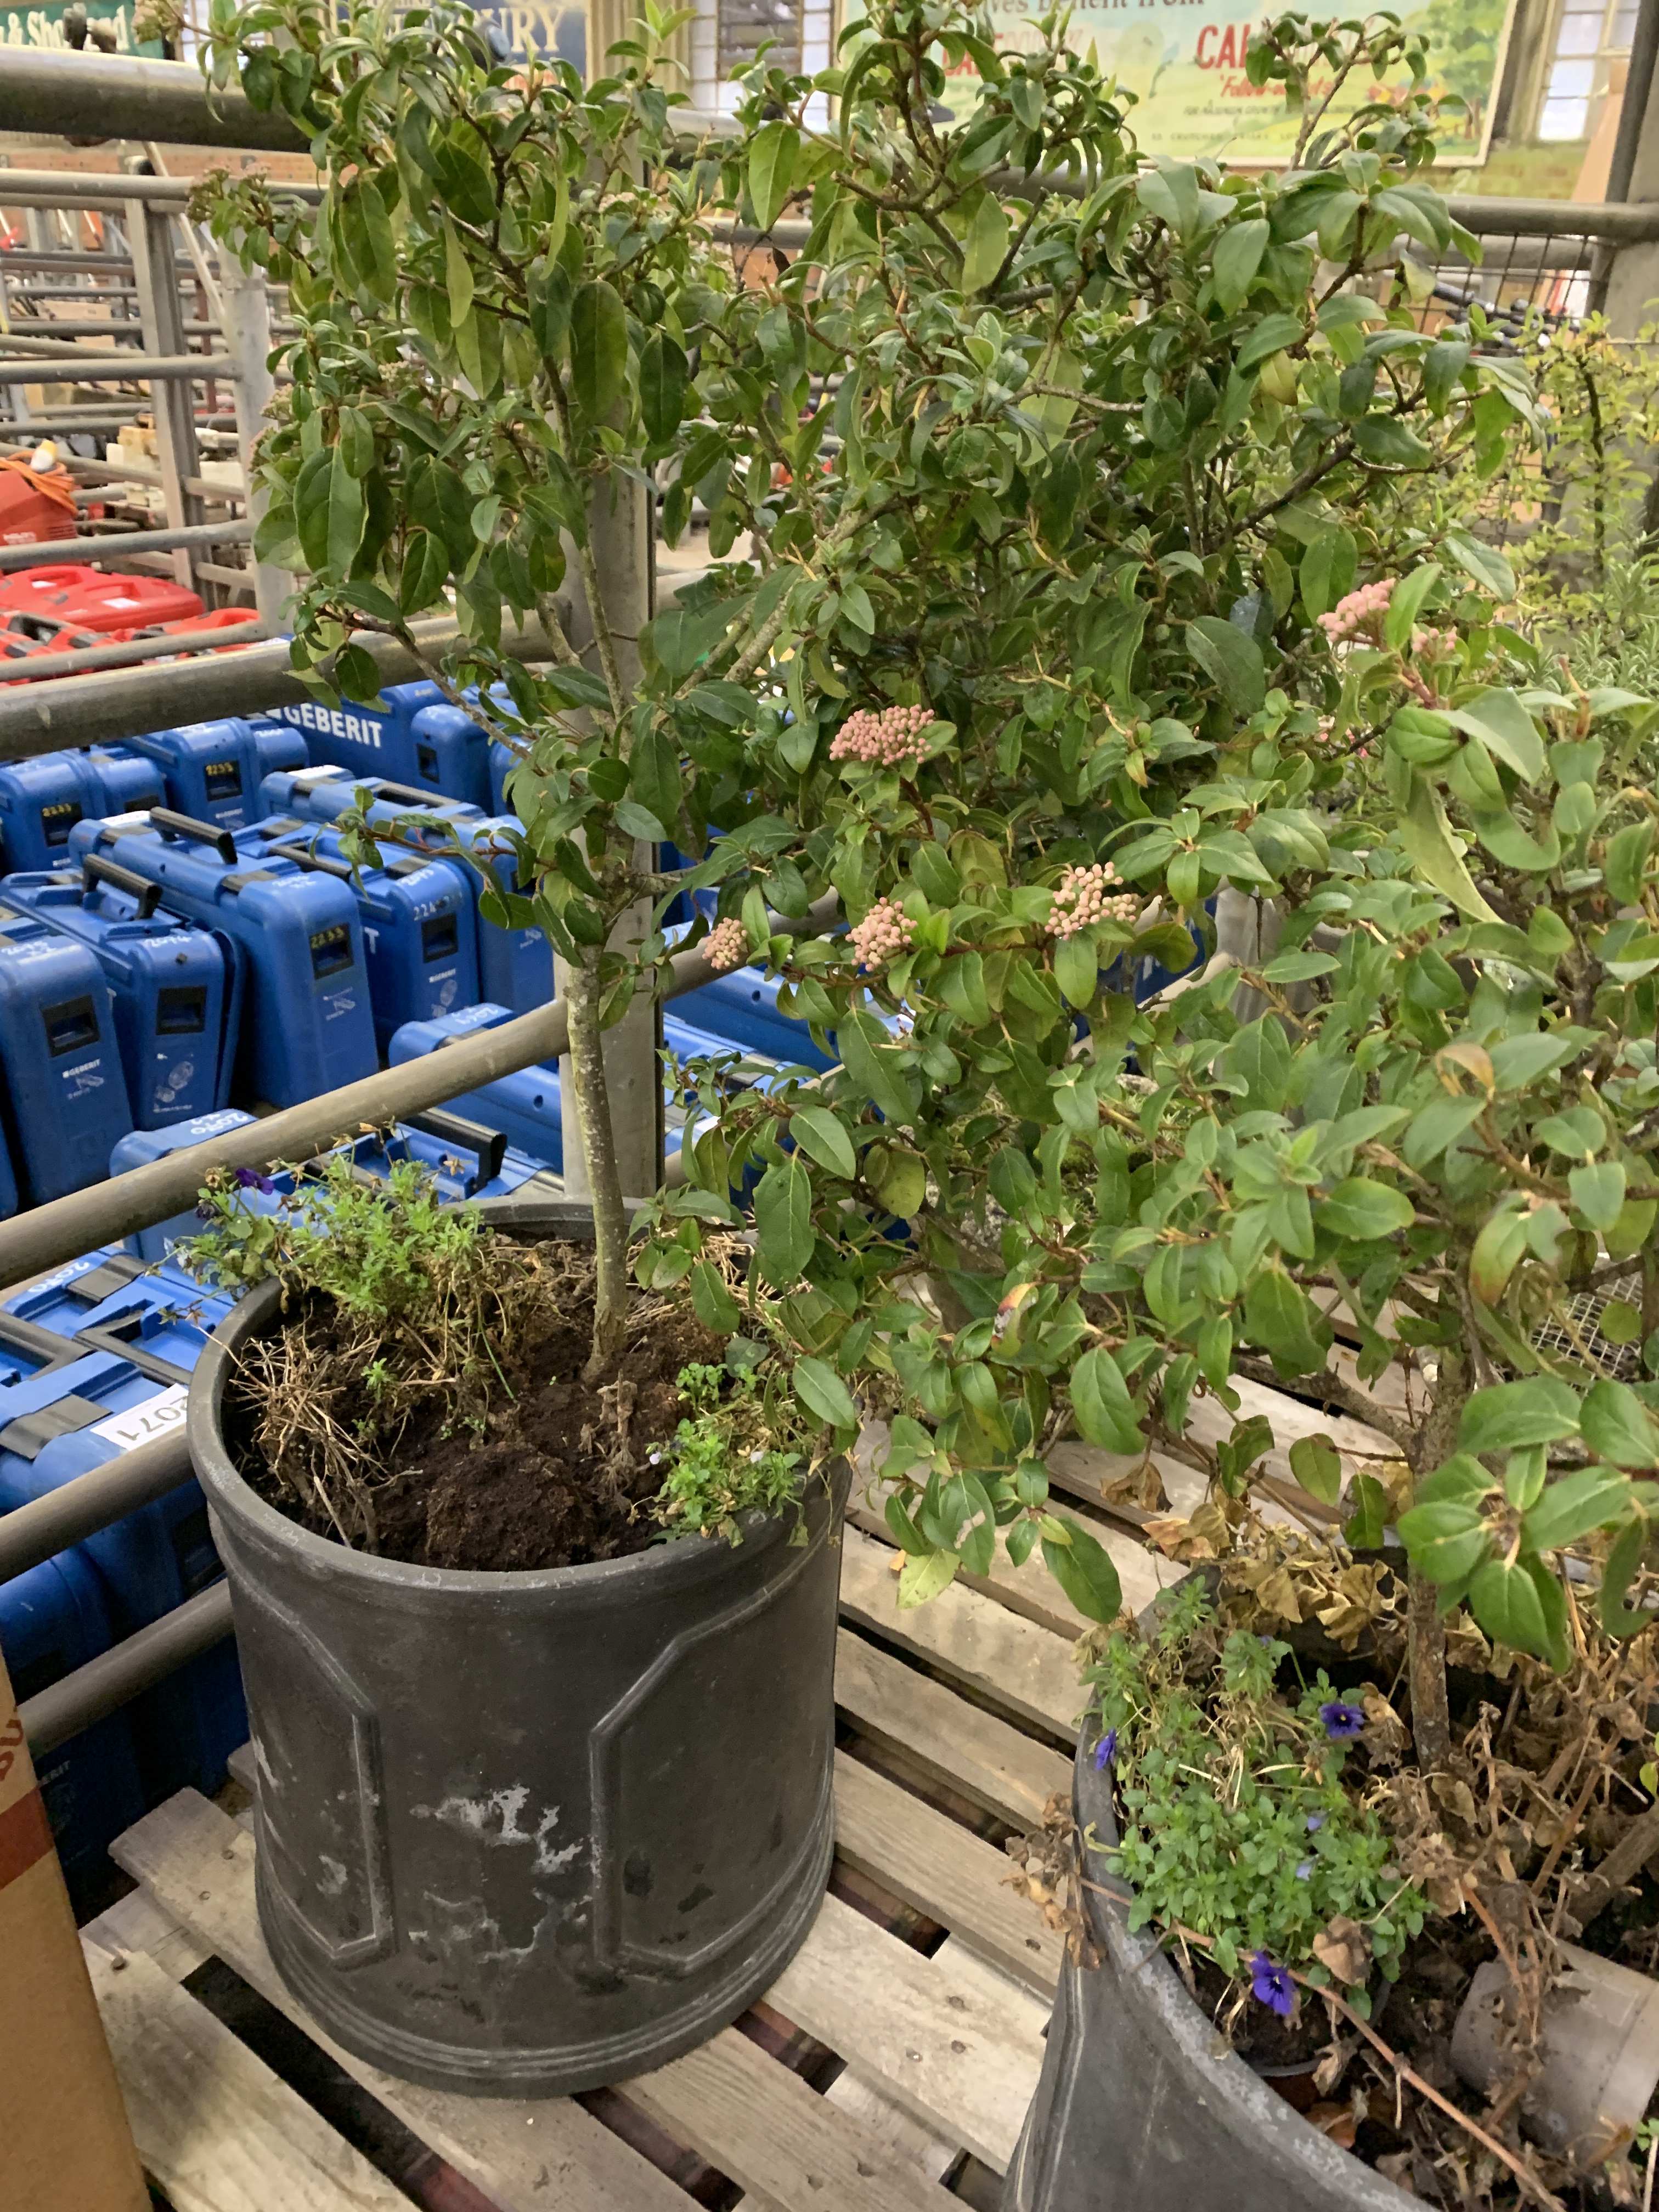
[84, 1877, 212, 1983]
[765, 1892, 1046, 2174]
[838, 1526, 1082, 1741]
[620, 2027, 958, 2212]
[84, 1943, 408, 2212]
[110, 1791, 694, 2212]
[835, 1629, 1072, 1829]
[832, 1751, 1059, 1996]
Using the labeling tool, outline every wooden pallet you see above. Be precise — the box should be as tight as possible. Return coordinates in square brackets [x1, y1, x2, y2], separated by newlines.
[78, 1393, 1386, 2212]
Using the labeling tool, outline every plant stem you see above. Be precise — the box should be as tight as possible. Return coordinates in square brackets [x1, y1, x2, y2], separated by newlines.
[1407, 1343, 1466, 1773]
[564, 950, 630, 1375]
[1407, 1565, 1452, 1773]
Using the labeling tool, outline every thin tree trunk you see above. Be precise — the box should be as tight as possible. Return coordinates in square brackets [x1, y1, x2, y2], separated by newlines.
[1407, 1346, 1465, 1775]
[564, 950, 630, 1376]
[1407, 1566, 1451, 1773]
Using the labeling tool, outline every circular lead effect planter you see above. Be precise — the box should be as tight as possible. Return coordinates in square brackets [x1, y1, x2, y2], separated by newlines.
[1002, 1734, 1412, 2212]
[191, 1237, 848, 2097]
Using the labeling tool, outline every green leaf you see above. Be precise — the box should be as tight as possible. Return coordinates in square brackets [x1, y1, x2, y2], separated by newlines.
[1443, 530, 1515, 602]
[794, 1355, 857, 1430]
[641, 331, 688, 445]
[789, 1105, 856, 1179]
[1470, 1205, 1529, 1305]
[1522, 1465, 1632, 1552]
[961, 193, 1010, 292]
[630, 725, 681, 834]
[1070, 1345, 1143, 1454]
[897, 1549, 960, 1606]
[1211, 216, 1269, 312]
[1399, 775, 1499, 924]
[1600, 1515, 1651, 1637]
[1299, 526, 1356, 620]
[1459, 1377, 1582, 1454]
[442, 213, 474, 325]
[1569, 1160, 1627, 1230]
[1402, 1093, 1485, 1169]
[1316, 1179, 1415, 1241]
[838, 1007, 917, 1128]
[753, 1155, 815, 1286]
[1243, 1267, 1325, 1378]
[644, 601, 731, 680]
[1605, 820, 1655, 905]
[1186, 616, 1266, 714]
[569, 280, 627, 421]
[1040, 1517, 1124, 1624]
[748, 119, 799, 231]
[1382, 563, 1441, 653]
[399, 527, 450, 616]
[1054, 933, 1098, 1008]
[1352, 416, 1434, 467]
[1289, 1433, 1342, 1505]
[1237, 311, 1304, 370]
[1581, 1379, 1659, 1470]
[1468, 1555, 1551, 1658]
[689, 1258, 742, 1335]
[1344, 1472, 1389, 1549]
[1396, 1498, 1492, 1583]
[1443, 690, 1547, 786]
[294, 445, 365, 581]
[1488, 1029, 1588, 1091]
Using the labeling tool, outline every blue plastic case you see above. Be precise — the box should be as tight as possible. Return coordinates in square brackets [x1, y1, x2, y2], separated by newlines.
[0, 1550, 145, 1903]
[0, 746, 166, 873]
[244, 815, 479, 1050]
[0, 861, 234, 1127]
[0, 918, 133, 1203]
[67, 811, 376, 1109]
[260, 682, 491, 804]
[118, 716, 284, 834]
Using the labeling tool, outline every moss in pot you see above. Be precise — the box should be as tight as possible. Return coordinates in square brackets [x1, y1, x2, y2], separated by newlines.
[178, 1158, 851, 2097]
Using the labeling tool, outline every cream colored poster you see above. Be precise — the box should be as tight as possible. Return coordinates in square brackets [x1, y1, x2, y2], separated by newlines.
[957, 0, 1511, 165]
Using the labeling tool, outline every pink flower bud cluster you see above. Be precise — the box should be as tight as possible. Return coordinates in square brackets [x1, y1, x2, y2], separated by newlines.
[704, 916, 749, 973]
[1318, 577, 1394, 642]
[849, 896, 914, 968]
[1047, 861, 1138, 938]
[1412, 625, 1458, 659]
[830, 703, 935, 769]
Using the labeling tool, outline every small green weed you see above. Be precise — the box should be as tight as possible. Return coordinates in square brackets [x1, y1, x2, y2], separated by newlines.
[183, 1153, 487, 1324]
[651, 1357, 809, 1545]
[1088, 1581, 1426, 2016]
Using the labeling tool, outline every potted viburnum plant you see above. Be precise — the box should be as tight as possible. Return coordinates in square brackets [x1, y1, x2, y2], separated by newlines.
[619, 2, 1659, 2205]
[186, 0, 878, 2098]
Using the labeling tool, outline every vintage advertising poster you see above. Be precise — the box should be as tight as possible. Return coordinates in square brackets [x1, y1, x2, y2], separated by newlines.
[960, 0, 1513, 165]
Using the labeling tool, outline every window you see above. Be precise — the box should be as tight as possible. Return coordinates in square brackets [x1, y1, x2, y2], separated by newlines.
[1537, 0, 1639, 140]
[718, 0, 803, 78]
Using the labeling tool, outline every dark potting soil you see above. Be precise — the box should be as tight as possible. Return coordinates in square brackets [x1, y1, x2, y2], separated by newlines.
[230, 1251, 724, 1573]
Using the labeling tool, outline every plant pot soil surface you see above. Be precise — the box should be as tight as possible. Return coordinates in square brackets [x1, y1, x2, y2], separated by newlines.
[226, 1241, 725, 1571]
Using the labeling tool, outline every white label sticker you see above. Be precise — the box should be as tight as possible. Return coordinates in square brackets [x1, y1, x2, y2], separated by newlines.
[89, 1384, 188, 1455]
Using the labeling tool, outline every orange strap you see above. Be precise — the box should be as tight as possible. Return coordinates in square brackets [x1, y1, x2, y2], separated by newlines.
[0, 456, 77, 516]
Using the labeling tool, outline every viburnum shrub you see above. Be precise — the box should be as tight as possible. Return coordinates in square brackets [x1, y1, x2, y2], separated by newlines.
[636, 2, 1659, 1689]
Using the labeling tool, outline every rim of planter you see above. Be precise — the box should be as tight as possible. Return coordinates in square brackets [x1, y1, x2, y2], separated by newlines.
[1074, 1675, 1412, 2207]
[189, 1200, 826, 1607]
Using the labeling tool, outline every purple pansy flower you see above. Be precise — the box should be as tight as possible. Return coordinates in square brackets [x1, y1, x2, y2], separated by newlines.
[1250, 1951, 1295, 2018]
[1094, 1728, 1118, 1772]
[1295, 1860, 1313, 1880]
[235, 1167, 276, 1195]
[1306, 1812, 1326, 1832]
[1319, 1700, 1365, 1741]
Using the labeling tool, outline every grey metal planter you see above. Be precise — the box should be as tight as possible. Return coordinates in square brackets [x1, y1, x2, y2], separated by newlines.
[1002, 1730, 1412, 2211]
[189, 1219, 847, 2097]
